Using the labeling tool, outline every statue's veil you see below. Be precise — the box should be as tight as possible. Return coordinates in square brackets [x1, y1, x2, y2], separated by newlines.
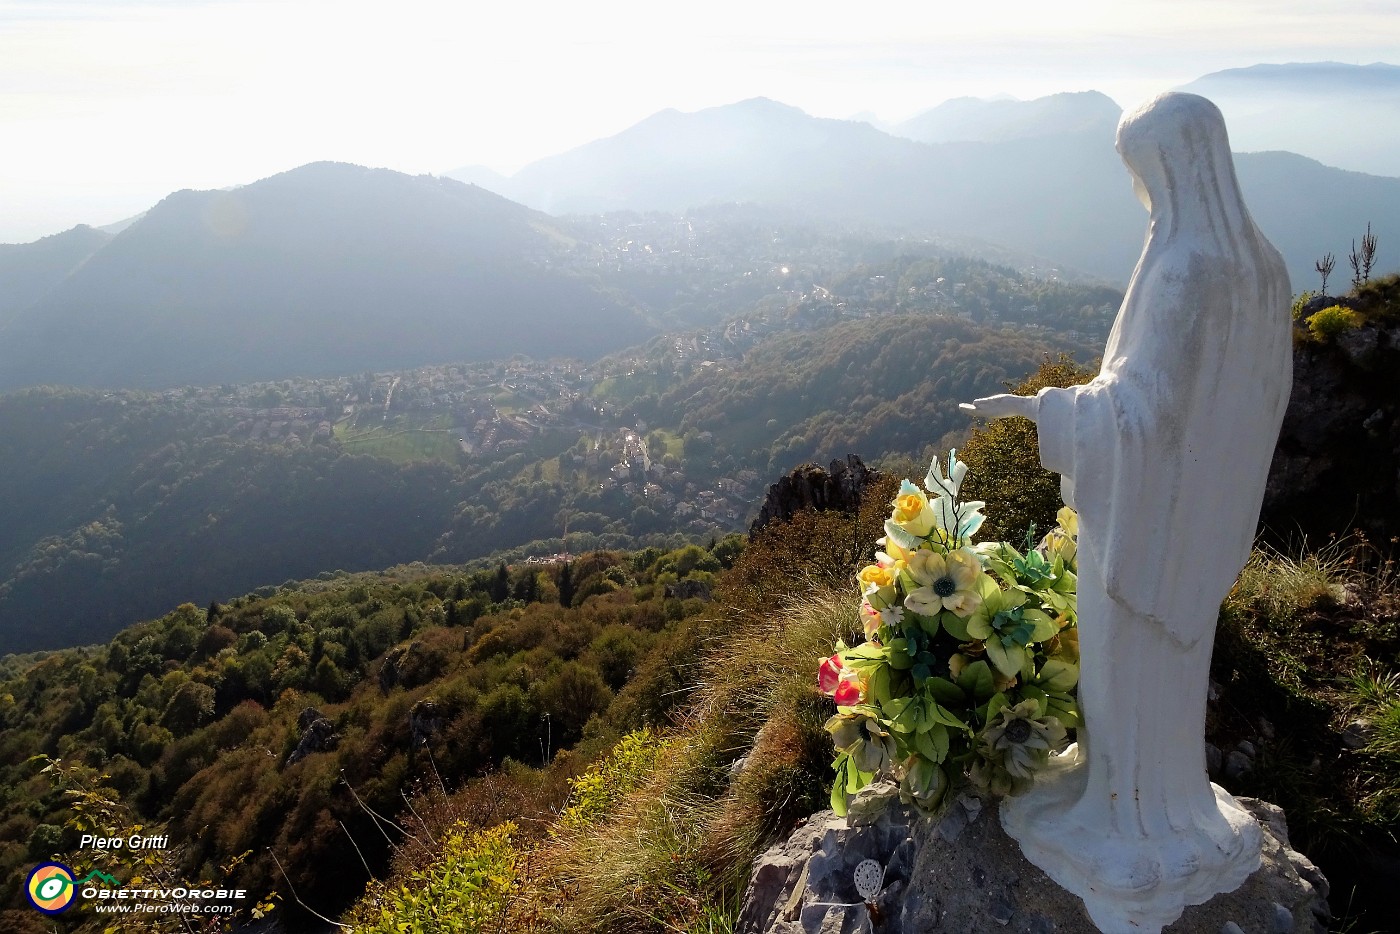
[1062, 92, 1292, 644]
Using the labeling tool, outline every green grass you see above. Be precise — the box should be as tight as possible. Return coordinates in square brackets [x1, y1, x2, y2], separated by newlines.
[491, 390, 525, 414]
[651, 429, 685, 460]
[592, 372, 668, 403]
[513, 455, 562, 485]
[1343, 666, 1400, 824]
[527, 588, 858, 933]
[1211, 537, 1400, 929]
[335, 416, 463, 464]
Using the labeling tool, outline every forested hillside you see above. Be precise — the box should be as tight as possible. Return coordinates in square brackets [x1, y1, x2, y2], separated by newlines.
[0, 225, 109, 325]
[0, 306, 1091, 653]
[0, 544, 730, 933]
[651, 315, 1057, 470]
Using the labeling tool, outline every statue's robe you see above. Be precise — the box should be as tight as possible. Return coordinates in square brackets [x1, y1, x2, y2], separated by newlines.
[1000, 92, 1293, 933]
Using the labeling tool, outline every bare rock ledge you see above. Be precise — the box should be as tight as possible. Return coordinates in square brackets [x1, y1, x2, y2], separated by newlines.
[739, 788, 1329, 934]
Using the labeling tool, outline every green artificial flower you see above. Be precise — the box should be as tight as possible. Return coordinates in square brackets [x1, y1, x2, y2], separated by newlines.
[969, 699, 1067, 796]
[897, 755, 950, 813]
[826, 454, 1081, 815]
[966, 587, 1057, 678]
[826, 709, 899, 775]
[1039, 566, 1078, 618]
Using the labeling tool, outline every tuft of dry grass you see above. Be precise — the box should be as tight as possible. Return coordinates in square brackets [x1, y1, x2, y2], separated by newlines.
[1211, 535, 1400, 929]
[521, 588, 859, 934]
[1342, 665, 1400, 824]
[1229, 540, 1347, 623]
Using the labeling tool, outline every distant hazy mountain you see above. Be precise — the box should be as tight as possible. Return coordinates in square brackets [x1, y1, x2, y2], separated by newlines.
[458, 94, 1398, 285]
[452, 96, 1139, 276]
[462, 97, 927, 216]
[0, 224, 109, 325]
[890, 91, 1121, 144]
[443, 164, 513, 190]
[1180, 62, 1400, 178]
[0, 163, 650, 391]
[1235, 150, 1400, 288]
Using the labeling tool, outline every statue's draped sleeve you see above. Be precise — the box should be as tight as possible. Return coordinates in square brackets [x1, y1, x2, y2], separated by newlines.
[1034, 374, 1240, 650]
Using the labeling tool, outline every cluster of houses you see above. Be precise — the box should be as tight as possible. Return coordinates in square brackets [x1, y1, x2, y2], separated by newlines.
[162, 360, 760, 533]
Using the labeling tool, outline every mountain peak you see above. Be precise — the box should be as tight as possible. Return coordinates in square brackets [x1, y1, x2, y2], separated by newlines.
[726, 96, 806, 115]
[0, 162, 649, 390]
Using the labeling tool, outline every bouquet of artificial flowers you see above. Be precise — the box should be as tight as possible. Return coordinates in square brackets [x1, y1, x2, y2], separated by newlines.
[820, 451, 1081, 815]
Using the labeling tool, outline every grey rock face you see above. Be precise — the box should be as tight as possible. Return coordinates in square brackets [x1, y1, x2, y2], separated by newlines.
[739, 795, 1329, 934]
[286, 707, 339, 766]
[1263, 312, 1400, 543]
[749, 455, 885, 537]
[409, 698, 443, 746]
[1225, 749, 1255, 780]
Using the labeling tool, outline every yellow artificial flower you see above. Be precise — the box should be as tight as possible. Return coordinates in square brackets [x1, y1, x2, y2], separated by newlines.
[858, 564, 897, 590]
[878, 538, 913, 567]
[903, 547, 984, 617]
[1056, 506, 1079, 539]
[890, 483, 937, 537]
[1040, 506, 1079, 568]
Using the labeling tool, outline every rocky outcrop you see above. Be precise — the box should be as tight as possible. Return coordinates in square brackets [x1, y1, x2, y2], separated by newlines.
[739, 787, 1329, 934]
[286, 707, 339, 767]
[1263, 299, 1400, 544]
[750, 456, 886, 537]
[408, 698, 443, 747]
[379, 641, 436, 692]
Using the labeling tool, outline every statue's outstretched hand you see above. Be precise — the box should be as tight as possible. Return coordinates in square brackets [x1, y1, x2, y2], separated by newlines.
[959, 393, 1040, 421]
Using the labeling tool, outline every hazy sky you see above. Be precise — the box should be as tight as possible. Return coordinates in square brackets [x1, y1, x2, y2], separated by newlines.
[3, 0, 1398, 243]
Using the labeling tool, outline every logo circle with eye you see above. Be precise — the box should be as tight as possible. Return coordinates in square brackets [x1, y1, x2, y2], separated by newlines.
[26, 862, 77, 914]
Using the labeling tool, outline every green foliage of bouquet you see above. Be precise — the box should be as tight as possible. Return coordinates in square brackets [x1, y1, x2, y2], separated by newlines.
[819, 451, 1080, 815]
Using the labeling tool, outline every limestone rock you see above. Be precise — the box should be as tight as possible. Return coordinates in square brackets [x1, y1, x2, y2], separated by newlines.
[750, 455, 885, 537]
[1263, 311, 1400, 543]
[409, 698, 443, 747]
[379, 640, 433, 692]
[286, 707, 339, 767]
[739, 796, 1328, 934]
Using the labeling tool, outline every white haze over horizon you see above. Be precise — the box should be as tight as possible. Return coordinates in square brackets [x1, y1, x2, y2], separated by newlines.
[3, 0, 1399, 243]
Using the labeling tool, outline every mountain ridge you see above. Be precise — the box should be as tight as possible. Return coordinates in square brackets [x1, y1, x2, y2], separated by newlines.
[451, 91, 1398, 286]
[1179, 61, 1400, 177]
[0, 162, 650, 391]
[889, 90, 1121, 144]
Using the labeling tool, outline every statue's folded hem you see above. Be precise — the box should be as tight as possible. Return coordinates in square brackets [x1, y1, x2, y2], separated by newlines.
[1002, 743, 1263, 933]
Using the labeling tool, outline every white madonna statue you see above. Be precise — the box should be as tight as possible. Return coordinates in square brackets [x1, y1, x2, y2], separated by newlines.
[963, 92, 1293, 932]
